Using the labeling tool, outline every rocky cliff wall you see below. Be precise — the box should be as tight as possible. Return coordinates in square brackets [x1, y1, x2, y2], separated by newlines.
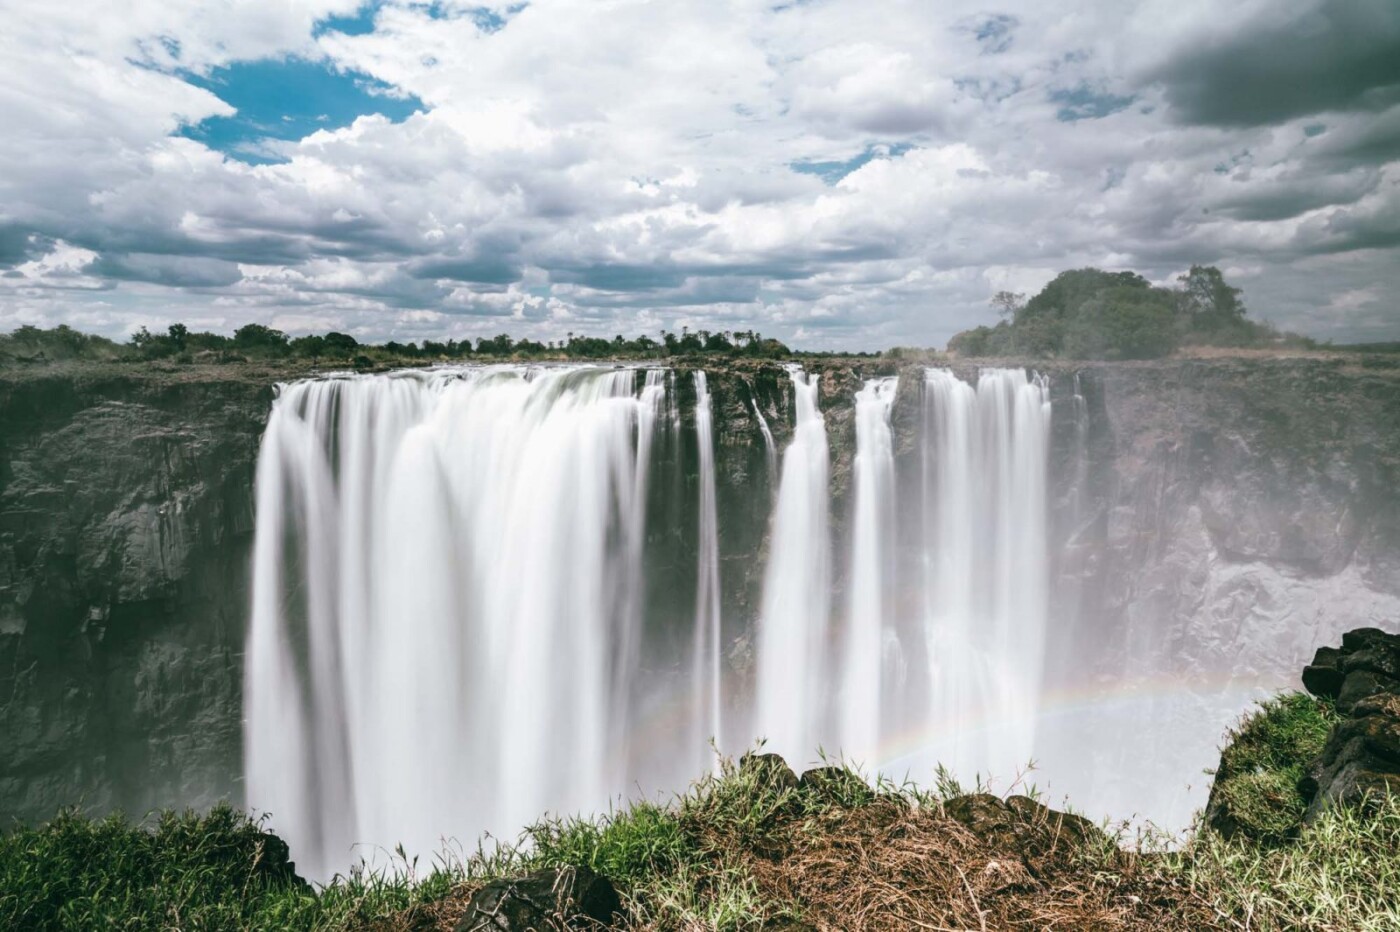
[2, 356, 1398, 826]
[0, 369, 270, 822]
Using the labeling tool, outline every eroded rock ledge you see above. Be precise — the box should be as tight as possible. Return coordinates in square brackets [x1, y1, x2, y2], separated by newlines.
[1300, 627, 1400, 817]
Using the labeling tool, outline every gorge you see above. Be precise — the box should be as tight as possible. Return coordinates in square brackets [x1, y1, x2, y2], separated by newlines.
[3, 355, 1400, 881]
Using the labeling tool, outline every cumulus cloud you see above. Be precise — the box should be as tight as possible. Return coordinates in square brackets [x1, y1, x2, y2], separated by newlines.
[0, 0, 1397, 347]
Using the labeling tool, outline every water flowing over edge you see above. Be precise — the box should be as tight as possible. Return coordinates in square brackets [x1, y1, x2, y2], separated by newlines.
[246, 362, 1212, 879]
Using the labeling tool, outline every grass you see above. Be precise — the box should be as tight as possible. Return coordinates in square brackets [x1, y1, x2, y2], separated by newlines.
[3, 704, 1396, 930]
[1205, 692, 1338, 845]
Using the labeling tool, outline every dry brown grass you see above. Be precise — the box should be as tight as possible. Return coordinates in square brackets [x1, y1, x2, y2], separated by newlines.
[683, 795, 1220, 932]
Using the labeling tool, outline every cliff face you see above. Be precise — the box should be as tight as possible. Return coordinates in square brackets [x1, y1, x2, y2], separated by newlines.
[0, 369, 270, 822]
[2, 356, 1398, 827]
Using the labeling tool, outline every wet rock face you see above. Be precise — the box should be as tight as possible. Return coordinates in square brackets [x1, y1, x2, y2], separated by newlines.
[1299, 627, 1400, 817]
[0, 372, 269, 823]
[453, 866, 621, 932]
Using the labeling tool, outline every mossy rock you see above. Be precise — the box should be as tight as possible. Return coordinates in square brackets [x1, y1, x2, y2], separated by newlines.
[1204, 692, 1337, 845]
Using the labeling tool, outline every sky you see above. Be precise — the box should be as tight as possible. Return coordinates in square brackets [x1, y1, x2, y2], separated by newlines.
[0, 0, 1397, 350]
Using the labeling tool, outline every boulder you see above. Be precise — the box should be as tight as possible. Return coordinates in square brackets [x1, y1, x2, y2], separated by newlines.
[943, 793, 1102, 878]
[453, 866, 621, 932]
[1299, 628, 1400, 819]
[797, 766, 873, 805]
[739, 752, 799, 793]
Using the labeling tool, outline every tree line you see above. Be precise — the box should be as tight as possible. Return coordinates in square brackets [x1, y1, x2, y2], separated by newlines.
[0, 323, 793, 365]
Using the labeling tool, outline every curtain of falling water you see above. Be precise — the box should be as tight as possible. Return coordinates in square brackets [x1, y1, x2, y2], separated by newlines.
[918, 367, 1050, 781]
[249, 362, 1060, 878]
[838, 377, 898, 766]
[754, 366, 832, 763]
[246, 366, 670, 881]
[691, 372, 722, 769]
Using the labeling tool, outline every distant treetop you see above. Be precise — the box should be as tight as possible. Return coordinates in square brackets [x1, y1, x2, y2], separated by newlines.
[948, 265, 1316, 360]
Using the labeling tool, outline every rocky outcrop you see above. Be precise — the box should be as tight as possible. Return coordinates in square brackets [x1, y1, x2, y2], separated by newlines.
[1299, 627, 1400, 817]
[943, 793, 1104, 879]
[453, 866, 621, 932]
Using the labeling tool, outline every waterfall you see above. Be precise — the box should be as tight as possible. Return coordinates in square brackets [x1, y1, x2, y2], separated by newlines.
[246, 366, 676, 880]
[751, 394, 777, 485]
[754, 366, 832, 764]
[692, 372, 722, 767]
[247, 361, 1064, 877]
[839, 377, 898, 766]
[918, 368, 1050, 781]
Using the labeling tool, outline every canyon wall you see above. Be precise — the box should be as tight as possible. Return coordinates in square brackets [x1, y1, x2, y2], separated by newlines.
[2, 356, 1398, 827]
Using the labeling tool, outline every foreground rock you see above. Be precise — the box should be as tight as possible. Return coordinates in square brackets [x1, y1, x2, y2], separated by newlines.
[453, 866, 621, 931]
[1300, 627, 1400, 818]
[943, 793, 1104, 879]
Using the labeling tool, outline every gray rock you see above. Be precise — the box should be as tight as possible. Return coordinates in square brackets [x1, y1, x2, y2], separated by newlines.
[453, 866, 621, 932]
[1300, 628, 1400, 819]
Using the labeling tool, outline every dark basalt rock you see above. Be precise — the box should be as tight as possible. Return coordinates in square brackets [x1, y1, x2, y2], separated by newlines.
[740, 751, 799, 792]
[453, 866, 621, 932]
[943, 793, 1102, 878]
[797, 766, 873, 805]
[1300, 627, 1400, 819]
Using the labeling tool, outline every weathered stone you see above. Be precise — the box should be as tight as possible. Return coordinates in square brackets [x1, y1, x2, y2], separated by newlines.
[1300, 628, 1400, 820]
[1302, 645, 1346, 699]
[945, 793, 1103, 878]
[797, 766, 872, 804]
[453, 866, 621, 932]
[740, 752, 798, 793]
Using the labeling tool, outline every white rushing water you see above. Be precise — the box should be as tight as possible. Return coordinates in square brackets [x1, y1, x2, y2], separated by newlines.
[838, 377, 898, 766]
[753, 366, 832, 763]
[692, 371, 722, 769]
[247, 361, 1064, 877]
[247, 366, 672, 880]
[916, 368, 1050, 781]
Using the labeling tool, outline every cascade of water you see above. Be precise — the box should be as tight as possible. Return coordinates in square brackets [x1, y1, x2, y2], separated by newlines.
[246, 366, 671, 880]
[692, 372, 722, 766]
[750, 393, 778, 485]
[839, 376, 898, 766]
[249, 361, 1062, 878]
[918, 367, 1050, 782]
[754, 366, 831, 764]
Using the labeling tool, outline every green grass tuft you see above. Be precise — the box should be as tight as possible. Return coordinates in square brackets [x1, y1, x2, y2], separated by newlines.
[1206, 691, 1337, 845]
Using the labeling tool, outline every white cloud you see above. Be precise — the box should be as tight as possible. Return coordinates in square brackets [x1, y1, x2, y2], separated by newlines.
[0, 0, 1397, 348]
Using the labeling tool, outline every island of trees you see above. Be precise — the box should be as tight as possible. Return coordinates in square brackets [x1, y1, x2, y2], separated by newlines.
[948, 265, 1318, 359]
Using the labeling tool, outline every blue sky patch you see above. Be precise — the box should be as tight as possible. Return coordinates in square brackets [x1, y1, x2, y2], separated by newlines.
[176, 56, 423, 164]
[791, 143, 916, 184]
[1049, 85, 1134, 122]
[314, 2, 380, 37]
[316, 1, 525, 36]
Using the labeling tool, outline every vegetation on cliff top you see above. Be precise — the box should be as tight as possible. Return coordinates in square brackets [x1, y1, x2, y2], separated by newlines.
[0, 321, 798, 370]
[949, 265, 1322, 360]
[4, 704, 1398, 932]
[7, 264, 1390, 372]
